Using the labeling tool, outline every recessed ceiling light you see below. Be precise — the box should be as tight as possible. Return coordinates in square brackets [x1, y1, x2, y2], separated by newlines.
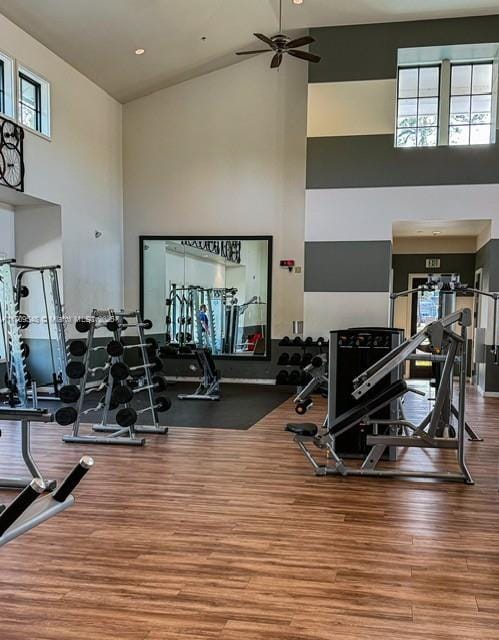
[292, 0, 304, 4]
[432, 231, 441, 236]
[135, 48, 145, 55]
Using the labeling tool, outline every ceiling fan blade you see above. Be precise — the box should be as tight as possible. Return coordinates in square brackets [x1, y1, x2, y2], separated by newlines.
[236, 49, 271, 55]
[270, 52, 283, 68]
[287, 49, 321, 63]
[285, 35, 315, 49]
[254, 32, 276, 48]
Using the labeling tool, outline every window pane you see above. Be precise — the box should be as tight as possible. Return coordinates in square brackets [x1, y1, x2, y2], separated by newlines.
[21, 78, 37, 107]
[397, 128, 417, 147]
[419, 66, 439, 97]
[398, 68, 419, 98]
[471, 94, 492, 123]
[472, 63, 493, 95]
[20, 104, 36, 129]
[449, 125, 470, 145]
[451, 65, 472, 95]
[470, 124, 492, 144]
[398, 98, 417, 116]
[417, 127, 437, 147]
[449, 95, 470, 125]
[418, 97, 438, 126]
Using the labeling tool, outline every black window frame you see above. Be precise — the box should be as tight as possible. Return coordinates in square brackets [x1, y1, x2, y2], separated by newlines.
[448, 60, 494, 146]
[396, 63, 441, 148]
[0, 60, 5, 115]
[19, 71, 42, 132]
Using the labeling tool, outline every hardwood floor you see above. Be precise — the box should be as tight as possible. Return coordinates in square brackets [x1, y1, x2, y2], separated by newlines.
[0, 385, 498, 639]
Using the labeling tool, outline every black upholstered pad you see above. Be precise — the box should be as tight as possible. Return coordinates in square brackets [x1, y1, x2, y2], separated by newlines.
[328, 379, 407, 436]
[285, 423, 319, 437]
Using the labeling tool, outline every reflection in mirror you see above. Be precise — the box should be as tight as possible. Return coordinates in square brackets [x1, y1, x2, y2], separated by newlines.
[141, 237, 272, 358]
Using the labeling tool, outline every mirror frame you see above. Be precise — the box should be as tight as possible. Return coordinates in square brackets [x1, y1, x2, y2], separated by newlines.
[139, 235, 273, 361]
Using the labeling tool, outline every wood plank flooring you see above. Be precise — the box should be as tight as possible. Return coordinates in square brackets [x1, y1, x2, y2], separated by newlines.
[0, 385, 498, 639]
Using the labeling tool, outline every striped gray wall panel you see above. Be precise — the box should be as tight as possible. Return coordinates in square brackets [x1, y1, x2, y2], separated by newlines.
[304, 241, 392, 292]
[476, 239, 499, 292]
[309, 15, 499, 84]
[307, 134, 499, 189]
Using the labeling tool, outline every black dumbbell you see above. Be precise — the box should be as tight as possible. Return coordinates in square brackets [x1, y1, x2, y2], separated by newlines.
[289, 353, 302, 366]
[279, 336, 291, 346]
[289, 370, 301, 385]
[110, 357, 163, 382]
[112, 375, 167, 405]
[59, 385, 81, 404]
[292, 337, 303, 346]
[106, 337, 158, 358]
[116, 396, 172, 427]
[304, 337, 314, 345]
[276, 370, 289, 385]
[55, 406, 78, 426]
[311, 356, 324, 368]
[75, 318, 91, 333]
[66, 361, 86, 380]
[277, 353, 290, 366]
[316, 337, 325, 346]
[69, 340, 87, 357]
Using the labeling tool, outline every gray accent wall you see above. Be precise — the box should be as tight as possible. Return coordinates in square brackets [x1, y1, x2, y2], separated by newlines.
[305, 241, 392, 292]
[307, 134, 499, 190]
[310, 15, 499, 83]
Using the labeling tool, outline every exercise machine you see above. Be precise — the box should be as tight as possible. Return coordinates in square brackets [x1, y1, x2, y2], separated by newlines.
[0, 259, 68, 405]
[286, 310, 475, 484]
[178, 347, 220, 401]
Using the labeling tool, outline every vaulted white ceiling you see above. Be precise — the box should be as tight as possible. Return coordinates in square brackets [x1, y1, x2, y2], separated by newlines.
[1, 0, 499, 102]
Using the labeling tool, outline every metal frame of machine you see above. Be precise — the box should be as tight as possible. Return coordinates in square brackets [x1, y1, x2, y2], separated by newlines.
[287, 310, 475, 484]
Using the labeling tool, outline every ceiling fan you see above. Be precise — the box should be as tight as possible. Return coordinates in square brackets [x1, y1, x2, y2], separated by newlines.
[235, 0, 321, 69]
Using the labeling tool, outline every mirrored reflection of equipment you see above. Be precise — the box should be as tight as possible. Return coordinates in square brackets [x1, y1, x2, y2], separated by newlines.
[178, 348, 220, 401]
[0, 405, 93, 547]
[166, 284, 267, 356]
[286, 311, 475, 484]
[0, 259, 68, 406]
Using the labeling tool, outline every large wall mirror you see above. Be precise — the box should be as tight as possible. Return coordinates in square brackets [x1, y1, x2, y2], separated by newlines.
[140, 236, 272, 359]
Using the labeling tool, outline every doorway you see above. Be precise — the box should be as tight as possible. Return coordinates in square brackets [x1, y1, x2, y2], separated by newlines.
[409, 276, 440, 378]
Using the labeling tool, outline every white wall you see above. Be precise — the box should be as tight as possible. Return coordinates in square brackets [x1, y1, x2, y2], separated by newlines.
[123, 54, 308, 338]
[0, 202, 15, 258]
[0, 14, 123, 326]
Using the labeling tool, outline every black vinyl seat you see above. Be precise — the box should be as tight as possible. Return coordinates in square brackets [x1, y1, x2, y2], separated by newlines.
[285, 423, 319, 437]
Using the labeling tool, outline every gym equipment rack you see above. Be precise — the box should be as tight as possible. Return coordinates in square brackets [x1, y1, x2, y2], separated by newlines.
[61, 309, 168, 446]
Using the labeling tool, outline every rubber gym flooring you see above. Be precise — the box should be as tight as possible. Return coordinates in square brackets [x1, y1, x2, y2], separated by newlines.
[51, 382, 294, 430]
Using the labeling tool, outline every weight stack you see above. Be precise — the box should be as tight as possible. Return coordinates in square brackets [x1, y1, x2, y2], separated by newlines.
[328, 327, 403, 459]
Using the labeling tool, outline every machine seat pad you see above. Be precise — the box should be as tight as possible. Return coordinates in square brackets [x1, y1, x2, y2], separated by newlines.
[285, 423, 318, 437]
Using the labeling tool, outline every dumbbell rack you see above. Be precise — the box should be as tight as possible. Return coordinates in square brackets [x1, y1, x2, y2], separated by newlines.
[62, 309, 167, 446]
[275, 337, 328, 388]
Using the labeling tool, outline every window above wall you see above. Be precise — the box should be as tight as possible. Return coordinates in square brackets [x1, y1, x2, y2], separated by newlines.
[0, 49, 51, 139]
[396, 43, 499, 149]
[18, 66, 50, 137]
